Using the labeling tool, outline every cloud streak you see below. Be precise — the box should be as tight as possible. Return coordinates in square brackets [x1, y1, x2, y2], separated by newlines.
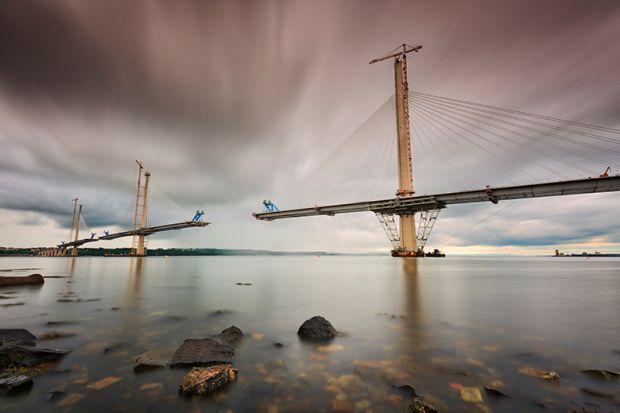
[1, 0, 620, 252]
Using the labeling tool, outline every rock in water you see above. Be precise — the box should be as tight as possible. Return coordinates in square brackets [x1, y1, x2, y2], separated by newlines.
[0, 274, 44, 287]
[407, 397, 438, 413]
[0, 345, 70, 369]
[212, 326, 244, 346]
[580, 369, 620, 380]
[47, 390, 68, 401]
[179, 365, 238, 395]
[393, 384, 418, 398]
[580, 387, 615, 399]
[518, 366, 560, 380]
[484, 386, 509, 398]
[134, 352, 166, 371]
[297, 316, 337, 340]
[170, 338, 234, 367]
[0, 329, 37, 346]
[38, 331, 76, 341]
[0, 373, 33, 395]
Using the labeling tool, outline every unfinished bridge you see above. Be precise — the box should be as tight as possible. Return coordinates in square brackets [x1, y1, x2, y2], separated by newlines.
[39, 161, 208, 257]
[253, 44, 620, 256]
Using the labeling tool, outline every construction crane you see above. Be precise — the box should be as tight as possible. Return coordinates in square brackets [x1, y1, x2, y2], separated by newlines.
[192, 210, 205, 221]
[263, 200, 279, 212]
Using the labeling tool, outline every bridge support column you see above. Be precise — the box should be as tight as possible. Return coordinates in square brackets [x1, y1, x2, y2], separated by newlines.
[71, 204, 82, 257]
[393, 46, 419, 256]
[134, 172, 151, 257]
[136, 235, 146, 256]
[399, 214, 417, 253]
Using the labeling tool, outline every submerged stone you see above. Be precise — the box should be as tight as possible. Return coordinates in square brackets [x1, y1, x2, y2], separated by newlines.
[86, 376, 122, 390]
[103, 343, 125, 353]
[460, 387, 483, 403]
[55, 392, 84, 407]
[38, 331, 76, 341]
[47, 390, 68, 401]
[0, 345, 70, 368]
[212, 326, 244, 346]
[580, 369, 620, 380]
[134, 352, 166, 371]
[484, 386, 509, 398]
[431, 365, 470, 377]
[407, 396, 438, 413]
[170, 338, 234, 367]
[208, 309, 233, 317]
[317, 344, 344, 352]
[251, 332, 265, 341]
[297, 316, 337, 340]
[179, 365, 237, 395]
[0, 329, 37, 346]
[518, 366, 560, 380]
[0, 373, 33, 395]
[580, 387, 615, 399]
[45, 321, 76, 327]
[393, 384, 418, 398]
[330, 399, 353, 412]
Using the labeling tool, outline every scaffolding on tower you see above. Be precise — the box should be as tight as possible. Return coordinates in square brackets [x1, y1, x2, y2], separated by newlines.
[131, 161, 151, 256]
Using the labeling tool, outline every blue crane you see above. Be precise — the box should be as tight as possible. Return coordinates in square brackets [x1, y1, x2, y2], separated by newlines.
[263, 200, 279, 212]
[192, 210, 205, 221]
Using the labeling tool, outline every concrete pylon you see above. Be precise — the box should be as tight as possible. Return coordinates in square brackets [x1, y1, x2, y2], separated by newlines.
[135, 171, 150, 256]
[71, 204, 82, 257]
[393, 50, 418, 255]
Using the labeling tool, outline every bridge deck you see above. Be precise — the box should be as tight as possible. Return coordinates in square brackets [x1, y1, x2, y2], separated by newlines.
[253, 175, 620, 221]
[60, 220, 209, 248]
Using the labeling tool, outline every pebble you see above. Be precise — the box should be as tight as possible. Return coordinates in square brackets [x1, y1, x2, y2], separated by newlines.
[56, 392, 84, 407]
[86, 376, 122, 390]
[331, 399, 354, 412]
[140, 382, 164, 391]
[318, 344, 344, 353]
[460, 387, 483, 402]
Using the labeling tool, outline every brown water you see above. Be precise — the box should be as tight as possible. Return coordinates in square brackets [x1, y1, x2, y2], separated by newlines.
[1, 256, 619, 412]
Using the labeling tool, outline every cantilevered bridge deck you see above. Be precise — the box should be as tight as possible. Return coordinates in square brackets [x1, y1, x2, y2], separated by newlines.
[59, 220, 209, 249]
[253, 175, 620, 221]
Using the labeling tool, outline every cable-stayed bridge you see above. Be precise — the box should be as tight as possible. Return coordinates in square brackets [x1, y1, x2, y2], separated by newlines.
[253, 44, 620, 256]
[38, 161, 208, 257]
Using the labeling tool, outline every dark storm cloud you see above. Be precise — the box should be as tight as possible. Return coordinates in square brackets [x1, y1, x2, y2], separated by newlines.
[0, 0, 328, 148]
[1, 0, 620, 250]
[0, 173, 132, 229]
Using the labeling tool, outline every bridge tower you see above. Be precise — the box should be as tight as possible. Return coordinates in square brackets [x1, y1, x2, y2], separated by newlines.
[71, 204, 83, 256]
[370, 44, 423, 256]
[68, 197, 78, 243]
[131, 161, 151, 256]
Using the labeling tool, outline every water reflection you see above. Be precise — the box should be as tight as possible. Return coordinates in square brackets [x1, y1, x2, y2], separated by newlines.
[0, 256, 618, 413]
[125, 257, 143, 305]
[401, 257, 420, 320]
[399, 258, 427, 358]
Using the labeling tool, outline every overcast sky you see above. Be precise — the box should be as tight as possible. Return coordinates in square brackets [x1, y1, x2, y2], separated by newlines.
[1, 0, 619, 254]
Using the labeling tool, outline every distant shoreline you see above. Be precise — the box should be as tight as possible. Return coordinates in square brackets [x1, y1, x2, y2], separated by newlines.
[0, 247, 385, 257]
[1, 247, 619, 258]
[552, 253, 620, 258]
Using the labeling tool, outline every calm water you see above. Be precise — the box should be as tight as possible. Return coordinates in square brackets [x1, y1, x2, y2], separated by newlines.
[1, 256, 619, 412]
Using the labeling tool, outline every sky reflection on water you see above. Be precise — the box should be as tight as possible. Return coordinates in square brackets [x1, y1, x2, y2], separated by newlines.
[1, 256, 619, 412]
